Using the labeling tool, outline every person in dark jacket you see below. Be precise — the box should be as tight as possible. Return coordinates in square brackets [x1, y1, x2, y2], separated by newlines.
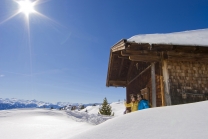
[137, 94, 149, 110]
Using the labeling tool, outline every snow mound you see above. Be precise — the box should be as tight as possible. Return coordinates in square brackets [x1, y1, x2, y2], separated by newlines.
[66, 101, 125, 125]
[128, 28, 208, 46]
[66, 110, 111, 125]
[70, 101, 208, 139]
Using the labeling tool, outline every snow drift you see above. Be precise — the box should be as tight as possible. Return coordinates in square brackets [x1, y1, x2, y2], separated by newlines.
[0, 109, 93, 139]
[71, 101, 208, 139]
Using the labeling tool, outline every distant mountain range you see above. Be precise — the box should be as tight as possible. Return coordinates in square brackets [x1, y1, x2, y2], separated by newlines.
[0, 98, 101, 110]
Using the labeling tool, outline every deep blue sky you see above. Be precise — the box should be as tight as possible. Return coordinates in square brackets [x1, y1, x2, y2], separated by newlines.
[0, 0, 207, 103]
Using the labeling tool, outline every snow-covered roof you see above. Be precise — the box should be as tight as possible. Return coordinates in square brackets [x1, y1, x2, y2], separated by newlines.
[128, 28, 208, 46]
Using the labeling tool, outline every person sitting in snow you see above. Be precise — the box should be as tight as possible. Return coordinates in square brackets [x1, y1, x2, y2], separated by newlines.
[124, 94, 138, 112]
[137, 94, 149, 110]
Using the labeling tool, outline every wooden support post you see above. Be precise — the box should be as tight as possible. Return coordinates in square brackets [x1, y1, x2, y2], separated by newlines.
[126, 87, 129, 103]
[126, 85, 131, 112]
[162, 60, 172, 106]
[151, 62, 156, 107]
[160, 76, 166, 106]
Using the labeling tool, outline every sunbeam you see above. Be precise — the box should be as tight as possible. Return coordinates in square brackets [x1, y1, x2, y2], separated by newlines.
[0, 0, 64, 90]
[35, 12, 67, 29]
[0, 0, 53, 93]
[0, 11, 19, 25]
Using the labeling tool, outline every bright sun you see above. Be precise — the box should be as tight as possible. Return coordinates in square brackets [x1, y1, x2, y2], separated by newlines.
[17, 0, 36, 17]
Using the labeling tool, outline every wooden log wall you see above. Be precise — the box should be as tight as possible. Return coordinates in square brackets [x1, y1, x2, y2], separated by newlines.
[167, 60, 208, 105]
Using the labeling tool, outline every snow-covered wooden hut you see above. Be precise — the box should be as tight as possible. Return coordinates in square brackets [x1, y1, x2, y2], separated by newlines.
[106, 29, 208, 107]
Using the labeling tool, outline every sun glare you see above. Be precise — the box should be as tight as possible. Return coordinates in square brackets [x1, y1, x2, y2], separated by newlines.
[17, 0, 36, 17]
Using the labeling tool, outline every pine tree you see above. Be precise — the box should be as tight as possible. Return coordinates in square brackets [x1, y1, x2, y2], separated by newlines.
[99, 97, 112, 115]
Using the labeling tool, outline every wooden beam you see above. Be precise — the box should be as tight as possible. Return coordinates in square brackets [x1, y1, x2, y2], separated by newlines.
[168, 51, 208, 57]
[151, 63, 156, 107]
[128, 43, 150, 50]
[151, 44, 174, 51]
[118, 55, 129, 59]
[128, 65, 151, 85]
[121, 50, 158, 56]
[167, 51, 208, 62]
[129, 55, 161, 62]
[173, 45, 199, 52]
[111, 39, 127, 52]
[168, 56, 208, 62]
[109, 80, 127, 87]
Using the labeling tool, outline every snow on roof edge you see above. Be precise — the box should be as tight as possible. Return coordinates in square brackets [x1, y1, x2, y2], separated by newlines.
[128, 28, 208, 47]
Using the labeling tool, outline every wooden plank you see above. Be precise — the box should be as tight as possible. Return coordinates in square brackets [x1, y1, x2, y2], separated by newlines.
[151, 63, 156, 107]
[129, 55, 161, 62]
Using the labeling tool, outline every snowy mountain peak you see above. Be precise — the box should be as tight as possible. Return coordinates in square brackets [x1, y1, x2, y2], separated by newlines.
[0, 98, 102, 110]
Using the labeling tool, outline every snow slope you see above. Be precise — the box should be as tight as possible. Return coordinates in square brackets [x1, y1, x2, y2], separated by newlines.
[128, 28, 208, 46]
[0, 101, 124, 139]
[0, 109, 93, 139]
[71, 101, 208, 139]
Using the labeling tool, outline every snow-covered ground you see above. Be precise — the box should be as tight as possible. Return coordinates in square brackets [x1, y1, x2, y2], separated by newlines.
[0, 109, 93, 139]
[1, 101, 208, 139]
[72, 101, 208, 139]
[0, 101, 125, 139]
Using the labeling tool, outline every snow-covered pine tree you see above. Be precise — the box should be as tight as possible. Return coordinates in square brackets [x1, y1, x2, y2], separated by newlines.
[99, 97, 112, 115]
